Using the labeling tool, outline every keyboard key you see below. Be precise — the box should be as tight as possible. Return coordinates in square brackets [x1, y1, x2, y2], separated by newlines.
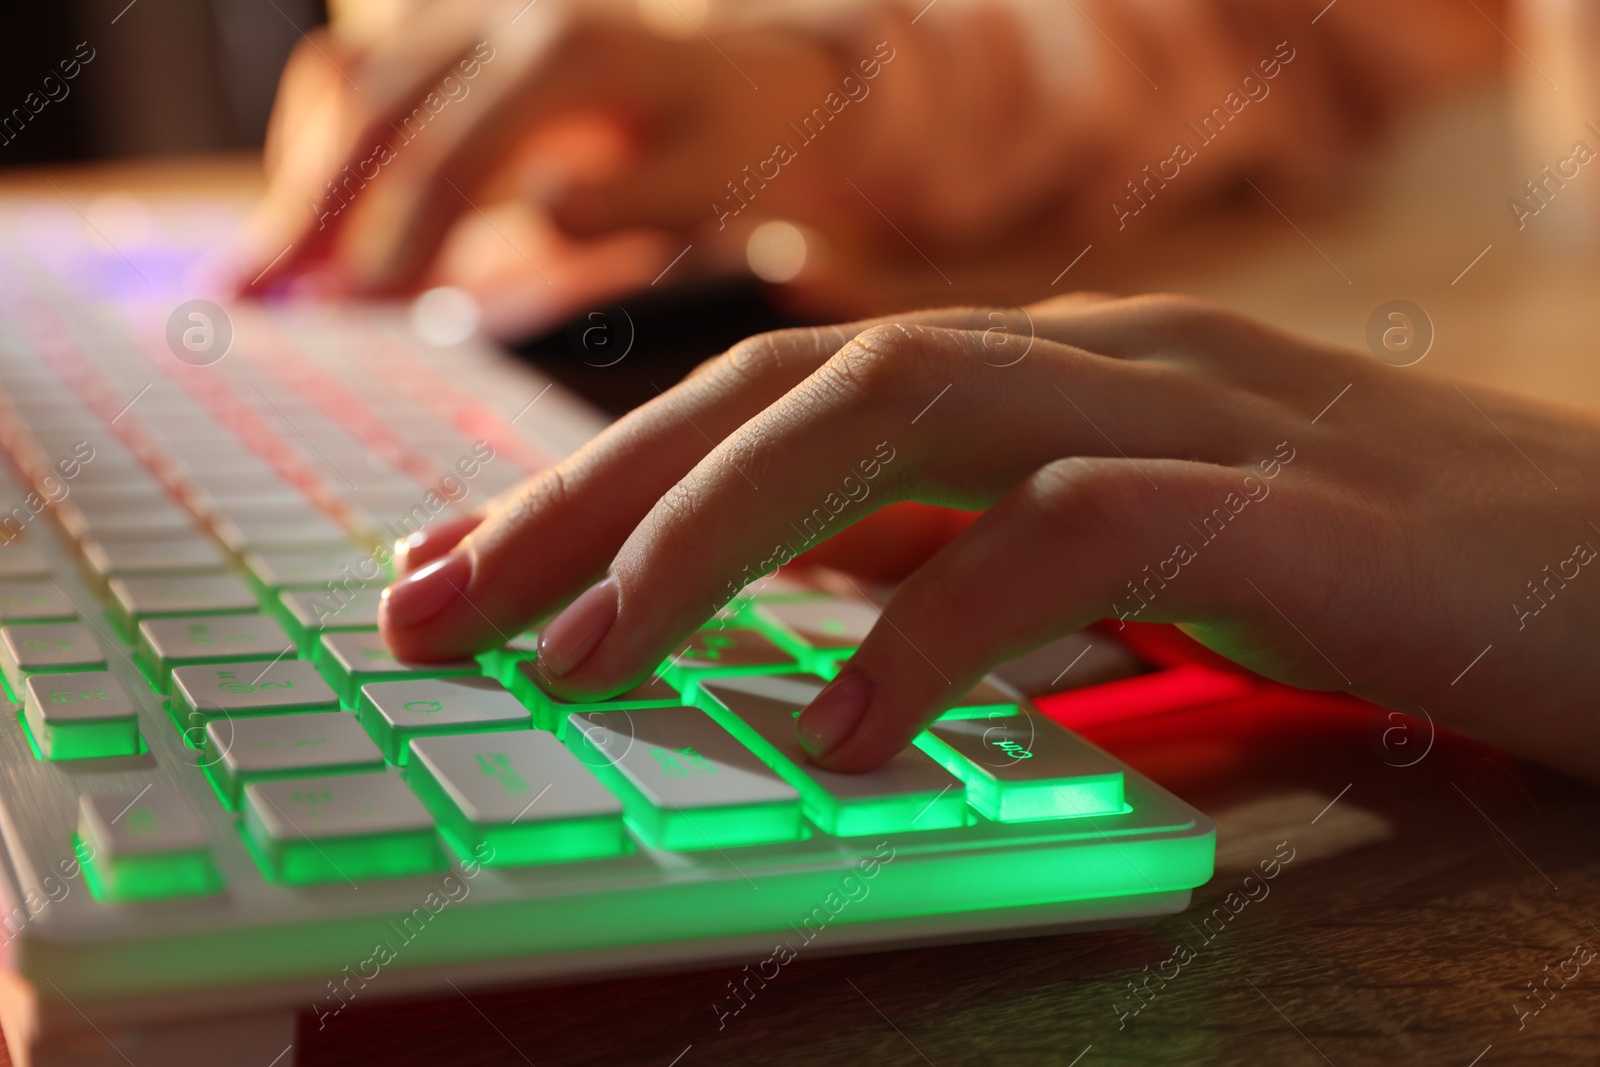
[566, 706, 801, 850]
[213, 514, 352, 553]
[357, 677, 530, 763]
[243, 547, 381, 591]
[752, 597, 880, 657]
[242, 769, 442, 884]
[700, 674, 967, 835]
[278, 588, 382, 646]
[135, 614, 296, 691]
[1, 622, 106, 695]
[205, 711, 384, 807]
[315, 630, 478, 707]
[82, 535, 229, 581]
[0, 544, 51, 580]
[507, 660, 682, 731]
[78, 788, 221, 900]
[170, 660, 340, 742]
[187, 486, 307, 517]
[410, 732, 626, 865]
[917, 709, 1128, 821]
[58, 484, 169, 512]
[23, 672, 140, 759]
[934, 679, 1021, 719]
[109, 574, 258, 635]
[0, 580, 77, 624]
[342, 496, 466, 539]
[60, 506, 196, 542]
[661, 628, 798, 695]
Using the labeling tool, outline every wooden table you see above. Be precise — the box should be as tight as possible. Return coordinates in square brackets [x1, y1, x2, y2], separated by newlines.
[4, 85, 1599, 1066]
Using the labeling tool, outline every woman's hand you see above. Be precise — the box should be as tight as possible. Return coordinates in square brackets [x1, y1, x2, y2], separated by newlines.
[236, 0, 855, 296]
[379, 294, 1600, 784]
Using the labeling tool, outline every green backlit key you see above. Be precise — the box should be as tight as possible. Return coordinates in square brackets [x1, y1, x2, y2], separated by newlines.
[751, 598, 881, 670]
[243, 547, 380, 591]
[935, 679, 1020, 719]
[0, 581, 77, 625]
[81, 535, 229, 582]
[566, 706, 802, 850]
[213, 513, 353, 554]
[409, 731, 626, 865]
[279, 588, 382, 647]
[170, 660, 339, 743]
[242, 769, 442, 885]
[77, 788, 221, 901]
[1, 622, 106, 696]
[661, 628, 798, 695]
[58, 505, 195, 542]
[136, 614, 296, 692]
[507, 660, 682, 732]
[109, 574, 258, 636]
[315, 631, 479, 707]
[0, 544, 51, 580]
[23, 672, 140, 759]
[699, 674, 967, 835]
[480, 630, 540, 686]
[357, 677, 530, 763]
[205, 711, 384, 807]
[917, 709, 1128, 821]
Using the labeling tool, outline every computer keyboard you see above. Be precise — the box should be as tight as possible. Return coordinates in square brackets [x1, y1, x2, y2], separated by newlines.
[0, 200, 1215, 1067]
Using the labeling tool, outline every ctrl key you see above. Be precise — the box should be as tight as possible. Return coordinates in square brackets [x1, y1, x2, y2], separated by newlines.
[77, 788, 221, 901]
[243, 770, 443, 885]
[23, 672, 141, 760]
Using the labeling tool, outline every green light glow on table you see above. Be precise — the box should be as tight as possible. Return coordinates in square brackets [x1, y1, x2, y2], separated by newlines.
[408, 765, 628, 866]
[76, 832, 221, 902]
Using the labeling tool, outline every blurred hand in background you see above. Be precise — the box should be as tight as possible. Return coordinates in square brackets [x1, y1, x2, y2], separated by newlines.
[238, 0, 1506, 324]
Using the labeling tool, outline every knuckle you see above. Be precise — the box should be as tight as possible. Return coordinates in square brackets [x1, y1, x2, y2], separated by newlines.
[650, 479, 704, 532]
[473, 465, 572, 551]
[1024, 458, 1143, 541]
[711, 325, 850, 387]
[1125, 292, 1225, 333]
[505, 465, 571, 523]
[818, 323, 947, 400]
[1030, 291, 1113, 315]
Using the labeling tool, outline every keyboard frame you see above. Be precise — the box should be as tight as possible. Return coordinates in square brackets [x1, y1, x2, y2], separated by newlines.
[0, 250, 1214, 1067]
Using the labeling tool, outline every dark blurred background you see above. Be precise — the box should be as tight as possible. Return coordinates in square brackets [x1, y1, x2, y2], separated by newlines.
[0, 0, 323, 166]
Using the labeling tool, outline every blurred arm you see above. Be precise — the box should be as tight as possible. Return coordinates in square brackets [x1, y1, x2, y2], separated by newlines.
[824, 0, 1507, 242]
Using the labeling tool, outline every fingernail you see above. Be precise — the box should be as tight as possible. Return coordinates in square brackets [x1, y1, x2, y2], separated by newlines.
[798, 670, 872, 760]
[380, 551, 473, 630]
[538, 577, 619, 677]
